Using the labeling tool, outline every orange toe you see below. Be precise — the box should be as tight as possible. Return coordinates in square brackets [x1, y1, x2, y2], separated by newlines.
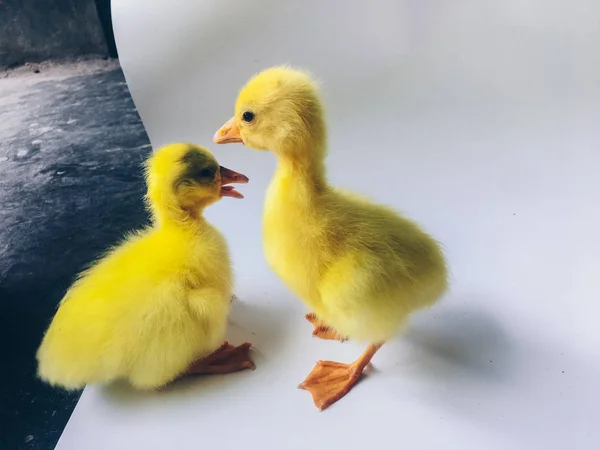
[312, 326, 348, 342]
[298, 360, 362, 411]
[188, 342, 255, 375]
[305, 313, 348, 342]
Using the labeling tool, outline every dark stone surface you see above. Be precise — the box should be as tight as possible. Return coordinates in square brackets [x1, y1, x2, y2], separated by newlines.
[95, 0, 118, 59]
[0, 63, 151, 450]
[0, 0, 108, 68]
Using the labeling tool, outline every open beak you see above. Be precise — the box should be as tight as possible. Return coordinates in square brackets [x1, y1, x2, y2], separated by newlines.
[214, 117, 242, 144]
[219, 165, 249, 199]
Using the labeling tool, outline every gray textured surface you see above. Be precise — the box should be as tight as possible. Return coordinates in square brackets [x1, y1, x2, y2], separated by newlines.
[0, 0, 107, 68]
[0, 61, 151, 450]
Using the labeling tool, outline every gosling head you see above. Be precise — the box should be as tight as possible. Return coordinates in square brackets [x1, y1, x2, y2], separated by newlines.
[145, 143, 248, 223]
[213, 66, 326, 160]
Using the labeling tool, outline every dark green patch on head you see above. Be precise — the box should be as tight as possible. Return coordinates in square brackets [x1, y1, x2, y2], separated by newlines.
[175, 146, 219, 190]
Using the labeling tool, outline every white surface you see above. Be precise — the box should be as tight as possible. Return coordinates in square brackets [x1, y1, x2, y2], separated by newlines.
[56, 1, 600, 449]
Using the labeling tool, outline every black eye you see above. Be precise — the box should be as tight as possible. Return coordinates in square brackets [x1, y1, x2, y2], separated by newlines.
[199, 169, 214, 178]
[242, 111, 255, 122]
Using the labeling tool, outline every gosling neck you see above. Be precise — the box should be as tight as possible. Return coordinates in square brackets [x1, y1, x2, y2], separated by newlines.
[273, 138, 328, 192]
[150, 203, 209, 233]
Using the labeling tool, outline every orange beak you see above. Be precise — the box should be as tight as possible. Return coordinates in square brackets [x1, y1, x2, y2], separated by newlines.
[213, 117, 243, 144]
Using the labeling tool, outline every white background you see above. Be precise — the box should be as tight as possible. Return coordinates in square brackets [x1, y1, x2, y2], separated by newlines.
[56, 1, 600, 449]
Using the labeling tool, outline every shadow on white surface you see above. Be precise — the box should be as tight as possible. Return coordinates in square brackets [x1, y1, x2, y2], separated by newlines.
[402, 300, 599, 449]
[406, 303, 514, 383]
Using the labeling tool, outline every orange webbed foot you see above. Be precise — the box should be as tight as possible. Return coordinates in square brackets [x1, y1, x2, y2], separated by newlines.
[187, 341, 255, 375]
[298, 360, 363, 411]
[298, 343, 383, 411]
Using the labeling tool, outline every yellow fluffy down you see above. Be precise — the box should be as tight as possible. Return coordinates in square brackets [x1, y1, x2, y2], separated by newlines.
[264, 184, 448, 343]
[234, 66, 449, 343]
[36, 144, 234, 390]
